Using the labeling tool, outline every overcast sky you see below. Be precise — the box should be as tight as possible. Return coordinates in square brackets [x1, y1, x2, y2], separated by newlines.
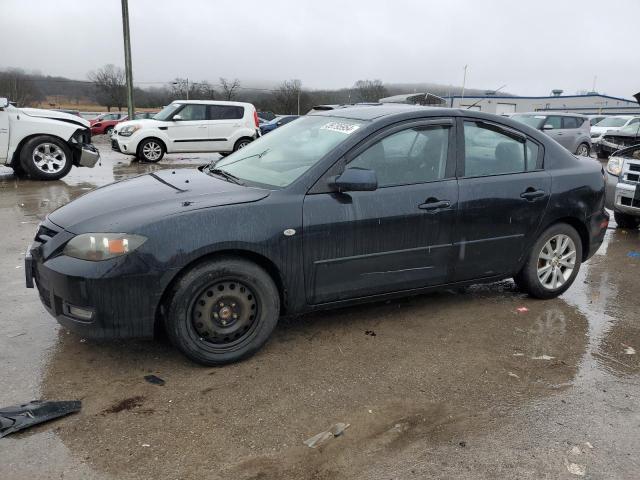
[2, 0, 639, 97]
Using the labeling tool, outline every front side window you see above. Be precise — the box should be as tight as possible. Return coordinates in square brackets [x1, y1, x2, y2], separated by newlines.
[464, 121, 532, 177]
[511, 114, 546, 129]
[208, 105, 244, 120]
[214, 116, 366, 188]
[348, 125, 450, 187]
[177, 104, 206, 121]
[545, 116, 563, 129]
[154, 103, 182, 121]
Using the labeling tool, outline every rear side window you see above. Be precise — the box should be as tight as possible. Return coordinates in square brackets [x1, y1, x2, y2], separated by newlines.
[464, 121, 541, 176]
[208, 105, 244, 120]
[348, 125, 450, 187]
[562, 117, 580, 129]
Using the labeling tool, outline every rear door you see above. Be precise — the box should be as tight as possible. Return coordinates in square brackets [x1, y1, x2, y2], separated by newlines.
[208, 105, 245, 152]
[561, 116, 582, 151]
[0, 109, 8, 161]
[454, 118, 550, 281]
[166, 103, 208, 152]
[303, 118, 458, 304]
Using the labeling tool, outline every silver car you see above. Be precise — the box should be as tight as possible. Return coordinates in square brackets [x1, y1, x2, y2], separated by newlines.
[511, 112, 592, 156]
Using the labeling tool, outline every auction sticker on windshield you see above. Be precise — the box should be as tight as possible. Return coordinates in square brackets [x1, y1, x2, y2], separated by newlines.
[320, 122, 361, 135]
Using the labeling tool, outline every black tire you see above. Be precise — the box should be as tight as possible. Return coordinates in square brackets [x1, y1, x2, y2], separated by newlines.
[20, 135, 73, 180]
[614, 211, 640, 229]
[233, 138, 253, 152]
[137, 138, 165, 163]
[596, 150, 609, 159]
[575, 143, 590, 156]
[164, 257, 280, 365]
[514, 223, 583, 299]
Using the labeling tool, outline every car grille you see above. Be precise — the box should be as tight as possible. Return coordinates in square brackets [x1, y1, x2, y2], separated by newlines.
[623, 159, 640, 185]
[34, 223, 59, 244]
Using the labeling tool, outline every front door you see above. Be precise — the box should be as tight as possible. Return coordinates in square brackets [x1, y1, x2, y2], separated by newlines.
[454, 118, 551, 281]
[0, 109, 8, 161]
[303, 119, 458, 304]
[167, 103, 209, 151]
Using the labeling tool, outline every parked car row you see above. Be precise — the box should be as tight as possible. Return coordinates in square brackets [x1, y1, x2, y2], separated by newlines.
[511, 112, 592, 156]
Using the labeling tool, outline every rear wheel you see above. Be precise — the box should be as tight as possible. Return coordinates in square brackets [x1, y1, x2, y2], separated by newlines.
[614, 211, 640, 229]
[515, 223, 582, 299]
[233, 138, 252, 151]
[137, 138, 165, 162]
[20, 135, 73, 180]
[164, 257, 280, 365]
[575, 143, 590, 156]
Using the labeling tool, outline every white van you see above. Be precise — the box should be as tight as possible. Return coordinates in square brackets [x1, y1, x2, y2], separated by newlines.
[112, 100, 261, 162]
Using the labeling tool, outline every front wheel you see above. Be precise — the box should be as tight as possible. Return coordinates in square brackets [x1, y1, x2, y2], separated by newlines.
[575, 143, 590, 156]
[164, 257, 280, 365]
[614, 211, 640, 229]
[137, 138, 165, 162]
[20, 135, 73, 180]
[104, 126, 114, 136]
[514, 223, 582, 299]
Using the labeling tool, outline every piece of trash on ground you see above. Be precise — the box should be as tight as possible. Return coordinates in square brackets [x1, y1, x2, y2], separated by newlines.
[144, 374, 166, 386]
[303, 422, 350, 448]
[364, 330, 376, 337]
[566, 462, 586, 476]
[584, 442, 593, 449]
[513, 352, 524, 356]
[516, 306, 529, 313]
[622, 344, 636, 355]
[532, 355, 555, 360]
[627, 251, 640, 258]
[508, 372, 519, 378]
[570, 445, 582, 455]
[0, 400, 81, 438]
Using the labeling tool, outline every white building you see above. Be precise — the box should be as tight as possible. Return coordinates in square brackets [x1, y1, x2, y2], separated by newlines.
[443, 92, 640, 115]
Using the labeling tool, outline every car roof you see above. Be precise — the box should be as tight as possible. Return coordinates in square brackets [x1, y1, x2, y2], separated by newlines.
[513, 112, 588, 118]
[309, 104, 456, 121]
[172, 100, 254, 107]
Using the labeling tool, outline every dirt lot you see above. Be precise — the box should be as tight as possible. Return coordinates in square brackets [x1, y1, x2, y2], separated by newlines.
[0, 136, 638, 479]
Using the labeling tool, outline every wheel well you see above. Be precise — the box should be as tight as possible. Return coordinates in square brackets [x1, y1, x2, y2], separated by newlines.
[137, 137, 167, 155]
[234, 137, 254, 148]
[10, 133, 69, 168]
[547, 217, 590, 261]
[153, 249, 287, 336]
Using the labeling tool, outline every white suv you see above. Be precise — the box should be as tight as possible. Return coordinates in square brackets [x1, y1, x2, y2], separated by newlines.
[112, 100, 261, 162]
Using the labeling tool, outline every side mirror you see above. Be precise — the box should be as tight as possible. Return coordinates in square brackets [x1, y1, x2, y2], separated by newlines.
[542, 124, 554, 130]
[173, 114, 183, 121]
[328, 168, 378, 192]
[0, 97, 9, 108]
[276, 121, 283, 126]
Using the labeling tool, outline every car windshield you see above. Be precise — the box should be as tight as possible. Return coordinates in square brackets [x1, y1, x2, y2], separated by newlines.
[511, 114, 546, 129]
[595, 117, 629, 128]
[154, 103, 182, 121]
[213, 116, 367, 188]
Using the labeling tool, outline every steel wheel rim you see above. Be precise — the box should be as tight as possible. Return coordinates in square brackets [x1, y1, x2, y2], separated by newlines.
[142, 142, 162, 160]
[237, 141, 250, 149]
[537, 234, 576, 290]
[32, 143, 66, 173]
[576, 144, 589, 156]
[190, 280, 259, 347]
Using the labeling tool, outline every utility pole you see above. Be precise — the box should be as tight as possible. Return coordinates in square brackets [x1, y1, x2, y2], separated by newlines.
[186, 78, 189, 100]
[121, 0, 135, 118]
[460, 64, 468, 106]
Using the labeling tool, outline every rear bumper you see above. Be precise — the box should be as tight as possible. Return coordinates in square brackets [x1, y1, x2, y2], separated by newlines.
[586, 209, 609, 259]
[26, 239, 162, 339]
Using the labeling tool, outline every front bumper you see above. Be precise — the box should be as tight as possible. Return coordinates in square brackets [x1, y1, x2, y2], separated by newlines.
[605, 172, 640, 215]
[25, 222, 163, 339]
[78, 143, 100, 167]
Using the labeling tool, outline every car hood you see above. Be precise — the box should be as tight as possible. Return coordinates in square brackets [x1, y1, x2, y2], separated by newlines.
[20, 108, 90, 128]
[48, 168, 270, 234]
[591, 126, 621, 135]
[114, 118, 160, 131]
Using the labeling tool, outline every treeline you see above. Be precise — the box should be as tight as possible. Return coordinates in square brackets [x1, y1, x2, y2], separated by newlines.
[0, 66, 491, 114]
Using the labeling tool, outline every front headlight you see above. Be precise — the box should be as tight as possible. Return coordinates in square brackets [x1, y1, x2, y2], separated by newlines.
[63, 233, 147, 261]
[119, 124, 142, 137]
[606, 157, 623, 176]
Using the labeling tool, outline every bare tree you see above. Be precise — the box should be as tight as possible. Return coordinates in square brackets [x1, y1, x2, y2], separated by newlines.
[88, 64, 126, 111]
[273, 79, 302, 114]
[170, 78, 217, 100]
[219, 77, 241, 100]
[353, 79, 387, 102]
[0, 69, 43, 107]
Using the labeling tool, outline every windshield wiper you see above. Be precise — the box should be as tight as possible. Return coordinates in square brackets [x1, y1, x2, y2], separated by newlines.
[210, 148, 270, 168]
[208, 167, 245, 185]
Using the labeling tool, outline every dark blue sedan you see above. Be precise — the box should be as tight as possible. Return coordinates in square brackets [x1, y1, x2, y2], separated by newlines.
[259, 115, 299, 135]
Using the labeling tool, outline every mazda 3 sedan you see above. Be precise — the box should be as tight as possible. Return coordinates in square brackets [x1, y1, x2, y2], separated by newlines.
[26, 106, 609, 365]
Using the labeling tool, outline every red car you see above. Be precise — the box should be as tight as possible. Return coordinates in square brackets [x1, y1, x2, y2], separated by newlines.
[90, 112, 157, 136]
[90, 112, 126, 136]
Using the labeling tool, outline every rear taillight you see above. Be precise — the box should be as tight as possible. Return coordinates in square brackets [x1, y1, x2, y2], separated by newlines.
[253, 110, 259, 128]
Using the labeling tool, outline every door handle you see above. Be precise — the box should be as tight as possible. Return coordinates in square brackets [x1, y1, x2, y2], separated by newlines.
[520, 188, 545, 201]
[197, 125, 207, 129]
[418, 198, 451, 211]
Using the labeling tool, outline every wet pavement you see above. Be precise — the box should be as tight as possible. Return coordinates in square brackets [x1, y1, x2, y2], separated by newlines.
[0, 137, 638, 479]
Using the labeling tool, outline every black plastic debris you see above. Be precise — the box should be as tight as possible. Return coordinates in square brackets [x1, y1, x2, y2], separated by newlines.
[0, 400, 81, 438]
[144, 374, 165, 386]
[365, 330, 377, 337]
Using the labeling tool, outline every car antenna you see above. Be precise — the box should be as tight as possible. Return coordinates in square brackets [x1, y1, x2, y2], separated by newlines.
[465, 84, 507, 110]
